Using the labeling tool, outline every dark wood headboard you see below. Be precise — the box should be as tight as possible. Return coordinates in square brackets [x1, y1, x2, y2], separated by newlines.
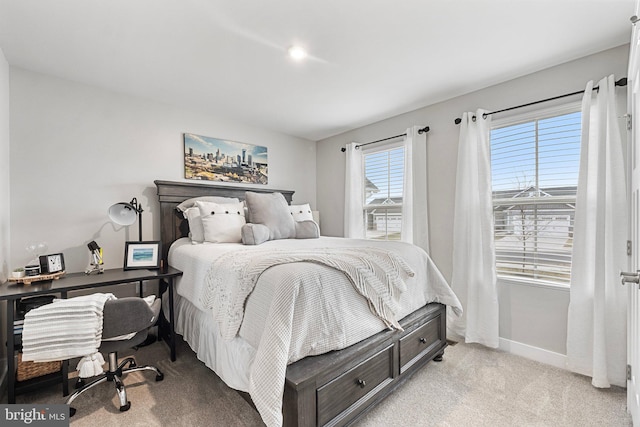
[154, 180, 295, 263]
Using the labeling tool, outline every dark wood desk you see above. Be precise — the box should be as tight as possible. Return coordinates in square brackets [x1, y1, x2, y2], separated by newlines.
[0, 267, 182, 403]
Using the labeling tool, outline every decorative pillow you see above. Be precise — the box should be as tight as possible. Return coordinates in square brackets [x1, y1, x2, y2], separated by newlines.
[196, 201, 246, 243]
[244, 192, 296, 240]
[241, 223, 271, 245]
[288, 204, 313, 222]
[294, 220, 320, 239]
[177, 196, 240, 212]
[183, 207, 206, 243]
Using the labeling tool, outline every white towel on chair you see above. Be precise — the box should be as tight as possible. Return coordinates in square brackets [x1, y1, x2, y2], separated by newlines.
[21, 293, 115, 370]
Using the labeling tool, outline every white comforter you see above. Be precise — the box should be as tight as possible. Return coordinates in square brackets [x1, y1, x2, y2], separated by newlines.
[169, 237, 462, 427]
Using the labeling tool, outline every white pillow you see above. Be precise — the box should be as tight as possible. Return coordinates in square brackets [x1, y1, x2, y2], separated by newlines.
[289, 203, 313, 222]
[177, 196, 240, 212]
[196, 201, 246, 243]
[183, 207, 206, 244]
[180, 197, 241, 243]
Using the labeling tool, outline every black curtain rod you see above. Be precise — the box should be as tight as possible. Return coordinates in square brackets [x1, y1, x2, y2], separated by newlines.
[340, 126, 430, 152]
[454, 77, 628, 125]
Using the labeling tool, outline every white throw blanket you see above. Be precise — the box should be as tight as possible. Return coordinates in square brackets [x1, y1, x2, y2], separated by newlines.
[201, 247, 415, 339]
[200, 247, 416, 427]
[21, 293, 115, 377]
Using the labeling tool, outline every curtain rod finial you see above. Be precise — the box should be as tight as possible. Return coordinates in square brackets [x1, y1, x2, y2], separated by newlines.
[454, 118, 462, 125]
[340, 147, 346, 152]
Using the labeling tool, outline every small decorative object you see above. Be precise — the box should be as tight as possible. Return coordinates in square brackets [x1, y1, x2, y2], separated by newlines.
[24, 265, 40, 277]
[25, 241, 48, 265]
[11, 268, 25, 279]
[184, 133, 268, 184]
[8, 271, 65, 285]
[85, 241, 104, 275]
[123, 241, 162, 270]
[38, 253, 65, 274]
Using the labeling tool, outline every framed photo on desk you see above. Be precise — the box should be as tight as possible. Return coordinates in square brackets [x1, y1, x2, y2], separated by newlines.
[123, 241, 162, 270]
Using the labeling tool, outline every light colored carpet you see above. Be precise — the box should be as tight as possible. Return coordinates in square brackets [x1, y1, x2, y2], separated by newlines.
[356, 342, 631, 427]
[8, 339, 632, 426]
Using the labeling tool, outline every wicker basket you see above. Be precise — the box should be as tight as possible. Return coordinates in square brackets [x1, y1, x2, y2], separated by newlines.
[16, 353, 61, 381]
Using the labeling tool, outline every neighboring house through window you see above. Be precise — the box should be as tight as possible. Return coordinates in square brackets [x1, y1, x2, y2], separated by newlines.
[490, 104, 581, 285]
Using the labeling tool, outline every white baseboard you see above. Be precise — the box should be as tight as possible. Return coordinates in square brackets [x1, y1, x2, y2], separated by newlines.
[499, 337, 567, 370]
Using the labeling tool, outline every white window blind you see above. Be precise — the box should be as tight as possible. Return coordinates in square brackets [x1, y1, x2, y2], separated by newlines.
[363, 146, 405, 240]
[491, 109, 581, 285]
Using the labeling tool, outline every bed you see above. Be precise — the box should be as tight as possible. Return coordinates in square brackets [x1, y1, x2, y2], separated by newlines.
[154, 179, 462, 427]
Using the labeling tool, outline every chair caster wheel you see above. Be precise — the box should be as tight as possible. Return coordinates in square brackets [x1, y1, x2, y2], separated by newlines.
[69, 407, 76, 417]
[120, 402, 131, 412]
[155, 372, 164, 381]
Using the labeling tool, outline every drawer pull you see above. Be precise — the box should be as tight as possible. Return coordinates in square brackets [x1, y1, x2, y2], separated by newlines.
[356, 379, 367, 388]
[419, 337, 427, 344]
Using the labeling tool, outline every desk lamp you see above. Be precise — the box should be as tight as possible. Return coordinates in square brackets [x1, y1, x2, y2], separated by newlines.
[107, 197, 156, 346]
[108, 198, 143, 241]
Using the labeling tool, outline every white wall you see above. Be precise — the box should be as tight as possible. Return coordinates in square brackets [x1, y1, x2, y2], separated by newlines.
[316, 45, 629, 358]
[0, 47, 9, 282]
[0, 45, 10, 375]
[9, 68, 317, 274]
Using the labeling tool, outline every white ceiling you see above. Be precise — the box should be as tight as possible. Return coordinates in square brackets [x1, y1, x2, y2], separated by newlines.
[0, 0, 635, 141]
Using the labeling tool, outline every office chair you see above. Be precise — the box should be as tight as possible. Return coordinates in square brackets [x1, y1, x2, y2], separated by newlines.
[65, 297, 164, 417]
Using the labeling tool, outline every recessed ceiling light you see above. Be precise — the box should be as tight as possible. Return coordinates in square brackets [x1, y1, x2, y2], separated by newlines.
[288, 45, 307, 61]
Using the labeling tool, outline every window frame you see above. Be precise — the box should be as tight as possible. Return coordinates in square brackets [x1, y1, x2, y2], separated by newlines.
[490, 101, 582, 289]
[361, 139, 406, 241]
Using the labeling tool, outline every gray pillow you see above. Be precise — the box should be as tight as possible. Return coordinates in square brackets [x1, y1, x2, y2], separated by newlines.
[294, 220, 320, 239]
[245, 192, 296, 240]
[241, 223, 271, 245]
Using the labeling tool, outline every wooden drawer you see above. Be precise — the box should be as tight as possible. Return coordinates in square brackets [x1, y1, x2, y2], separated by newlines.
[316, 345, 393, 426]
[399, 315, 441, 373]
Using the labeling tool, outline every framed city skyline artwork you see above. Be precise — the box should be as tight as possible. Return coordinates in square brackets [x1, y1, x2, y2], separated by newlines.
[184, 133, 268, 184]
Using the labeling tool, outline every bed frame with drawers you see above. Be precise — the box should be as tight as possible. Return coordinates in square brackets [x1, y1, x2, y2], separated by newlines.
[155, 180, 447, 427]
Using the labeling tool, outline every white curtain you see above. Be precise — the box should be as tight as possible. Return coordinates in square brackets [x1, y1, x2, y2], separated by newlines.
[401, 126, 430, 252]
[566, 75, 627, 388]
[344, 142, 364, 238]
[448, 109, 499, 348]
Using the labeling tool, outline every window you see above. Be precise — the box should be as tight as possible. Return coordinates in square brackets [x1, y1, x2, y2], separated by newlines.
[363, 145, 405, 240]
[490, 106, 581, 285]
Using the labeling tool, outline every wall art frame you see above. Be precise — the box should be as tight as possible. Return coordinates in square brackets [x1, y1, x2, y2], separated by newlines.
[184, 133, 268, 184]
[123, 241, 162, 270]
